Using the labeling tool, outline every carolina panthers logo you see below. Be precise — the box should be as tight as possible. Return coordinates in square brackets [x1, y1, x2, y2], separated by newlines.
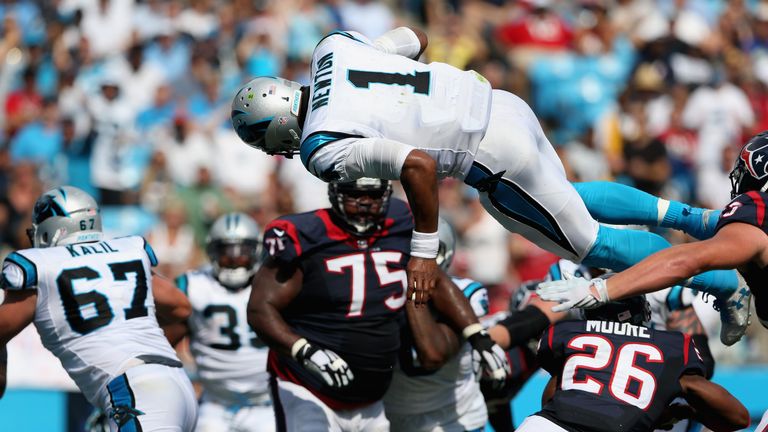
[741, 142, 768, 180]
[32, 195, 67, 224]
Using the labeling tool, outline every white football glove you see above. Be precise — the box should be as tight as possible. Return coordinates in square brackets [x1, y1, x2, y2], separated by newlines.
[536, 273, 610, 312]
[293, 339, 354, 388]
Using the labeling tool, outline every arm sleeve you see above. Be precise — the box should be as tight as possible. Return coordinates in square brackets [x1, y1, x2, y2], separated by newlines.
[372, 27, 423, 59]
[307, 137, 415, 182]
[464, 282, 490, 318]
[2, 252, 38, 290]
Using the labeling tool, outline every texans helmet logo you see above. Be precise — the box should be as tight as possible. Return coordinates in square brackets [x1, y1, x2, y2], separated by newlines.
[742, 141, 768, 180]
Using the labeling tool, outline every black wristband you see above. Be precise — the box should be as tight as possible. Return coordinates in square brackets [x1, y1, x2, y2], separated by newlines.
[498, 305, 550, 348]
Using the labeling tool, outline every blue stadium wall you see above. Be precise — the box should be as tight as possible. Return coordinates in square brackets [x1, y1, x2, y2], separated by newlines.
[1, 366, 766, 431]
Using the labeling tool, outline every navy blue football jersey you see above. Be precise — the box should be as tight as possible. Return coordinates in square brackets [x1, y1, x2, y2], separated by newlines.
[264, 198, 413, 408]
[716, 190, 767, 321]
[536, 320, 706, 432]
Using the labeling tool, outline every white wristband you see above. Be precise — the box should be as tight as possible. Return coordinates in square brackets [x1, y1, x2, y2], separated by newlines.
[291, 338, 309, 359]
[410, 230, 439, 259]
[462, 323, 484, 339]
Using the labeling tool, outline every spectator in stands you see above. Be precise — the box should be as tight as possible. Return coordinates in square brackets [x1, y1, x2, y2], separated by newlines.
[495, 0, 573, 69]
[110, 43, 167, 114]
[79, 0, 134, 59]
[156, 115, 213, 188]
[9, 96, 60, 171]
[146, 196, 200, 278]
[4, 67, 42, 137]
[87, 73, 140, 205]
[175, 165, 233, 245]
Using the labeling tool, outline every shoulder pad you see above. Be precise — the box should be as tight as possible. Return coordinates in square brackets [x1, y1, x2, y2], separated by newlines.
[2, 251, 38, 290]
[114, 235, 158, 267]
[453, 278, 489, 318]
[384, 199, 415, 232]
[263, 217, 304, 263]
[717, 191, 768, 232]
[316, 30, 371, 48]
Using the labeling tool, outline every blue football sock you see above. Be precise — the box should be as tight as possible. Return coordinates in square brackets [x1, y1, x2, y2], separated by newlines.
[584, 225, 737, 299]
[573, 182, 659, 225]
[574, 181, 721, 239]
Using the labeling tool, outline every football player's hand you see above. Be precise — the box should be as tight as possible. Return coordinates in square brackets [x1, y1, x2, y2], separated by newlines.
[468, 330, 511, 391]
[655, 403, 693, 430]
[406, 256, 438, 307]
[536, 274, 610, 312]
[294, 341, 354, 388]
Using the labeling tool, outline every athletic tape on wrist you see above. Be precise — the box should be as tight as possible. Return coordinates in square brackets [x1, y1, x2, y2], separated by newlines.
[410, 230, 439, 259]
[591, 278, 610, 302]
[291, 338, 309, 359]
[462, 323, 484, 340]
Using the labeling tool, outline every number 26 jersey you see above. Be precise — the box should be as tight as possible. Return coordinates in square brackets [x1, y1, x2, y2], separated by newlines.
[536, 320, 706, 432]
[1, 236, 179, 406]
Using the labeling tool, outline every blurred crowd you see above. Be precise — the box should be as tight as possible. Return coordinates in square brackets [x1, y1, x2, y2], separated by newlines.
[2, 0, 768, 362]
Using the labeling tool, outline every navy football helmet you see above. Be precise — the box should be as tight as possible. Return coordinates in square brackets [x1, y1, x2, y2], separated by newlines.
[730, 131, 768, 198]
[583, 295, 652, 327]
[328, 178, 392, 236]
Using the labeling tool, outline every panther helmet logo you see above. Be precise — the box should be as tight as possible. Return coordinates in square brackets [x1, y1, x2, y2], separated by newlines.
[741, 141, 768, 180]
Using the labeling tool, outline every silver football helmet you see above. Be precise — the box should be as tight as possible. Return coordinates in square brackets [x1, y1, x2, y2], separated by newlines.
[436, 217, 457, 271]
[27, 186, 102, 248]
[231, 77, 304, 157]
[206, 212, 262, 290]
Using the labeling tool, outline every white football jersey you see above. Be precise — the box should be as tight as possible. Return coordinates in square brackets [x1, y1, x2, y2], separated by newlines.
[383, 277, 488, 426]
[646, 286, 719, 336]
[177, 267, 270, 405]
[302, 30, 493, 179]
[1, 236, 179, 406]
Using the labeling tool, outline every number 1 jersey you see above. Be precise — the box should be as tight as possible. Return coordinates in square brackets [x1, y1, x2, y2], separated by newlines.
[536, 320, 706, 432]
[1, 236, 179, 406]
[301, 31, 493, 180]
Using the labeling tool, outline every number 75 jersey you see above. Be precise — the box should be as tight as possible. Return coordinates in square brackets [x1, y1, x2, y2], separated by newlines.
[1, 236, 178, 406]
[536, 320, 707, 432]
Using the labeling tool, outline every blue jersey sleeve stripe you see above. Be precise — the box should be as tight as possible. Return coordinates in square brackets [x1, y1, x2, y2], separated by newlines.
[317, 30, 366, 46]
[300, 131, 362, 168]
[142, 238, 158, 267]
[548, 263, 562, 281]
[175, 274, 189, 296]
[462, 281, 485, 299]
[7, 252, 37, 287]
